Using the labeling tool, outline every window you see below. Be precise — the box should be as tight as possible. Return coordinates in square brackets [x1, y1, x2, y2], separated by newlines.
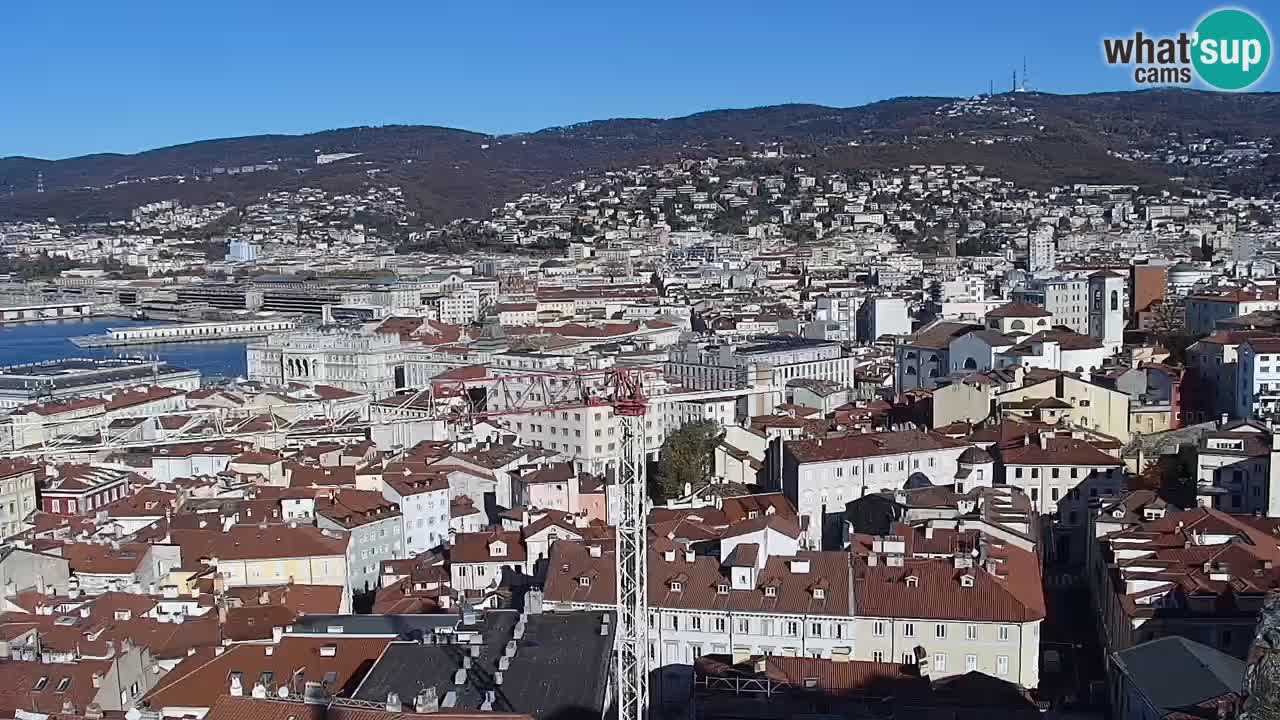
[966, 624, 977, 641]
[737, 618, 749, 633]
[691, 616, 702, 631]
[714, 618, 725, 633]
[966, 654, 978, 672]
[1014, 468, 1023, 479]
[873, 651, 884, 663]
[786, 621, 799, 637]
[903, 622, 915, 638]
[873, 621, 885, 637]
[935, 623, 946, 638]
[33, 677, 48, 691]
[997, 655, 1009, 676]
[810, 622, 822, 637]
[55, 678, 70, 693]
[933, 653, 946, 672]
[902, 653, 914, 665]
[998, 626, 1011, 641]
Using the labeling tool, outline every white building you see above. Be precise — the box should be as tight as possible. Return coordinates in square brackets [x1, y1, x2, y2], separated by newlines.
[1028, 227, 1056, 273]
[438, 288, 482, 326]
[1087, 270, 1126, 350]
[382, 470, 452, 556]
[781, 431, 971, 548]
[247, 328, 406, 399]
[1237, 336, 1280, 420]
[858, 297, 911, 342]
[1042, 279, 1089, 335]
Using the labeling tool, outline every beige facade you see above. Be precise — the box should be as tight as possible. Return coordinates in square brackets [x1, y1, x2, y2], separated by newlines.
[998, 375, 1131, 442]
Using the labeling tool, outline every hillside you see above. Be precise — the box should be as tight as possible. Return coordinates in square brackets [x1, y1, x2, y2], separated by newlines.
[2, 89, 1278, 224]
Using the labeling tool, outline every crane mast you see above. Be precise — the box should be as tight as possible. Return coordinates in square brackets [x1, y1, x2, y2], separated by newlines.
[610, 370, 650, 720]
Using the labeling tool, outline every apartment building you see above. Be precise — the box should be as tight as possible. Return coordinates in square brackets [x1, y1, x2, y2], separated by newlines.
[0, 460, 39, 536]
[40, 463, 130, 516]
[1088, 506, 1280, 660]
[781, 431, 972, 549]
[1185, 331, 1274, 425]
[448, 530, 531, 594]
[1236, 336, 1280, 420]
[850, 525, 1044, 689]
[894, 321, 979, 392]
[1194, 420, 1280, 516]
[381, 468, 451, 557]
[170, 526, 351, 607]
[546, 522, 1043, 688]
[315, 489, 405, 593]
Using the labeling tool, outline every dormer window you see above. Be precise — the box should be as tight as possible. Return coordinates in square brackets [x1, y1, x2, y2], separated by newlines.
[717, 583, 729, 595]
[764, 586, 777, 597]
[488, 541, 507, 557]
[813, 587, 826, 600]
[960, 574, 975, 588]
[669, 581, 683, 592]
[578, 576, 591, 587]
[747, 510, 759, 519]
[905, 575, 919, 588]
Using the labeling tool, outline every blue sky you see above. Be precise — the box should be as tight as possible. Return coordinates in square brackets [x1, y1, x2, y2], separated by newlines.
[1, 0, 1276, 159]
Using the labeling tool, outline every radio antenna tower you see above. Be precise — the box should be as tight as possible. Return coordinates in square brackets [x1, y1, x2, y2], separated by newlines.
[35, 171, 44, 194]
[1020, 56, 1030, 92]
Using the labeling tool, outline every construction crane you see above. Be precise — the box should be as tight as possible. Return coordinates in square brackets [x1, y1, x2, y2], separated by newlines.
[608, 369, 651, 720]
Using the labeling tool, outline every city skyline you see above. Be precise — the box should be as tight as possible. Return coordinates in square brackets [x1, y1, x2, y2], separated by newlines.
[3, 0, 1276, 159]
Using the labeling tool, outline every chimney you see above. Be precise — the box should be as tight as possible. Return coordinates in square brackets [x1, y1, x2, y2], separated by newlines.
[385, 693, 402, 713]
[415, 687, 439, 714]
[230, 672, 244, 697]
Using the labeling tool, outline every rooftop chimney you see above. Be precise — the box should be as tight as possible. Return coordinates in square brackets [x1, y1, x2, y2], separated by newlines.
[415, 688, 439, 714]
[385, 693, 402, 713]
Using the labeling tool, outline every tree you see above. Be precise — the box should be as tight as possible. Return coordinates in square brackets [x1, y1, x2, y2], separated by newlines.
[653, 420, 724, 502]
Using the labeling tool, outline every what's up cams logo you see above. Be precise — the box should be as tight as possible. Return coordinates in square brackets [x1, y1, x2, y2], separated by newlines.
[1103, 7, 1272, 90]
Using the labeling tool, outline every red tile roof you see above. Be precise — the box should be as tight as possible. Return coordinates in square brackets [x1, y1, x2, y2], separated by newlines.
[786, 431, 966, 464]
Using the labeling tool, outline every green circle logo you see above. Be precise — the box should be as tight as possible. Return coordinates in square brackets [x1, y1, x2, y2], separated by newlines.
[1192, 8, 1272, 90]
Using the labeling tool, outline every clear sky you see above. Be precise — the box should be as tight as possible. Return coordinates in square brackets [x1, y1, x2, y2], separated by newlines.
[2, 0, 1276, 159]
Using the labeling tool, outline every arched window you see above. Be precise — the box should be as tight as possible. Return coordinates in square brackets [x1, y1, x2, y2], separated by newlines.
[964, 358, 978, 370]
[928, 368, 939, 378]
[905, 367, 917, 376]
[1011, 319, 1026, 330]
[1110, 290, 1119, 311]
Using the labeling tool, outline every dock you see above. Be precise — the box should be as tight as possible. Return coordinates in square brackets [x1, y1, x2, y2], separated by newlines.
[0, 300, 96, 324]
[69, 319, 297, 348]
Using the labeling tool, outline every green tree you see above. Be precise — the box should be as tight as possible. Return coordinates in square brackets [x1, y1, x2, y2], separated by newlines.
[653, 420, 724, 502]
